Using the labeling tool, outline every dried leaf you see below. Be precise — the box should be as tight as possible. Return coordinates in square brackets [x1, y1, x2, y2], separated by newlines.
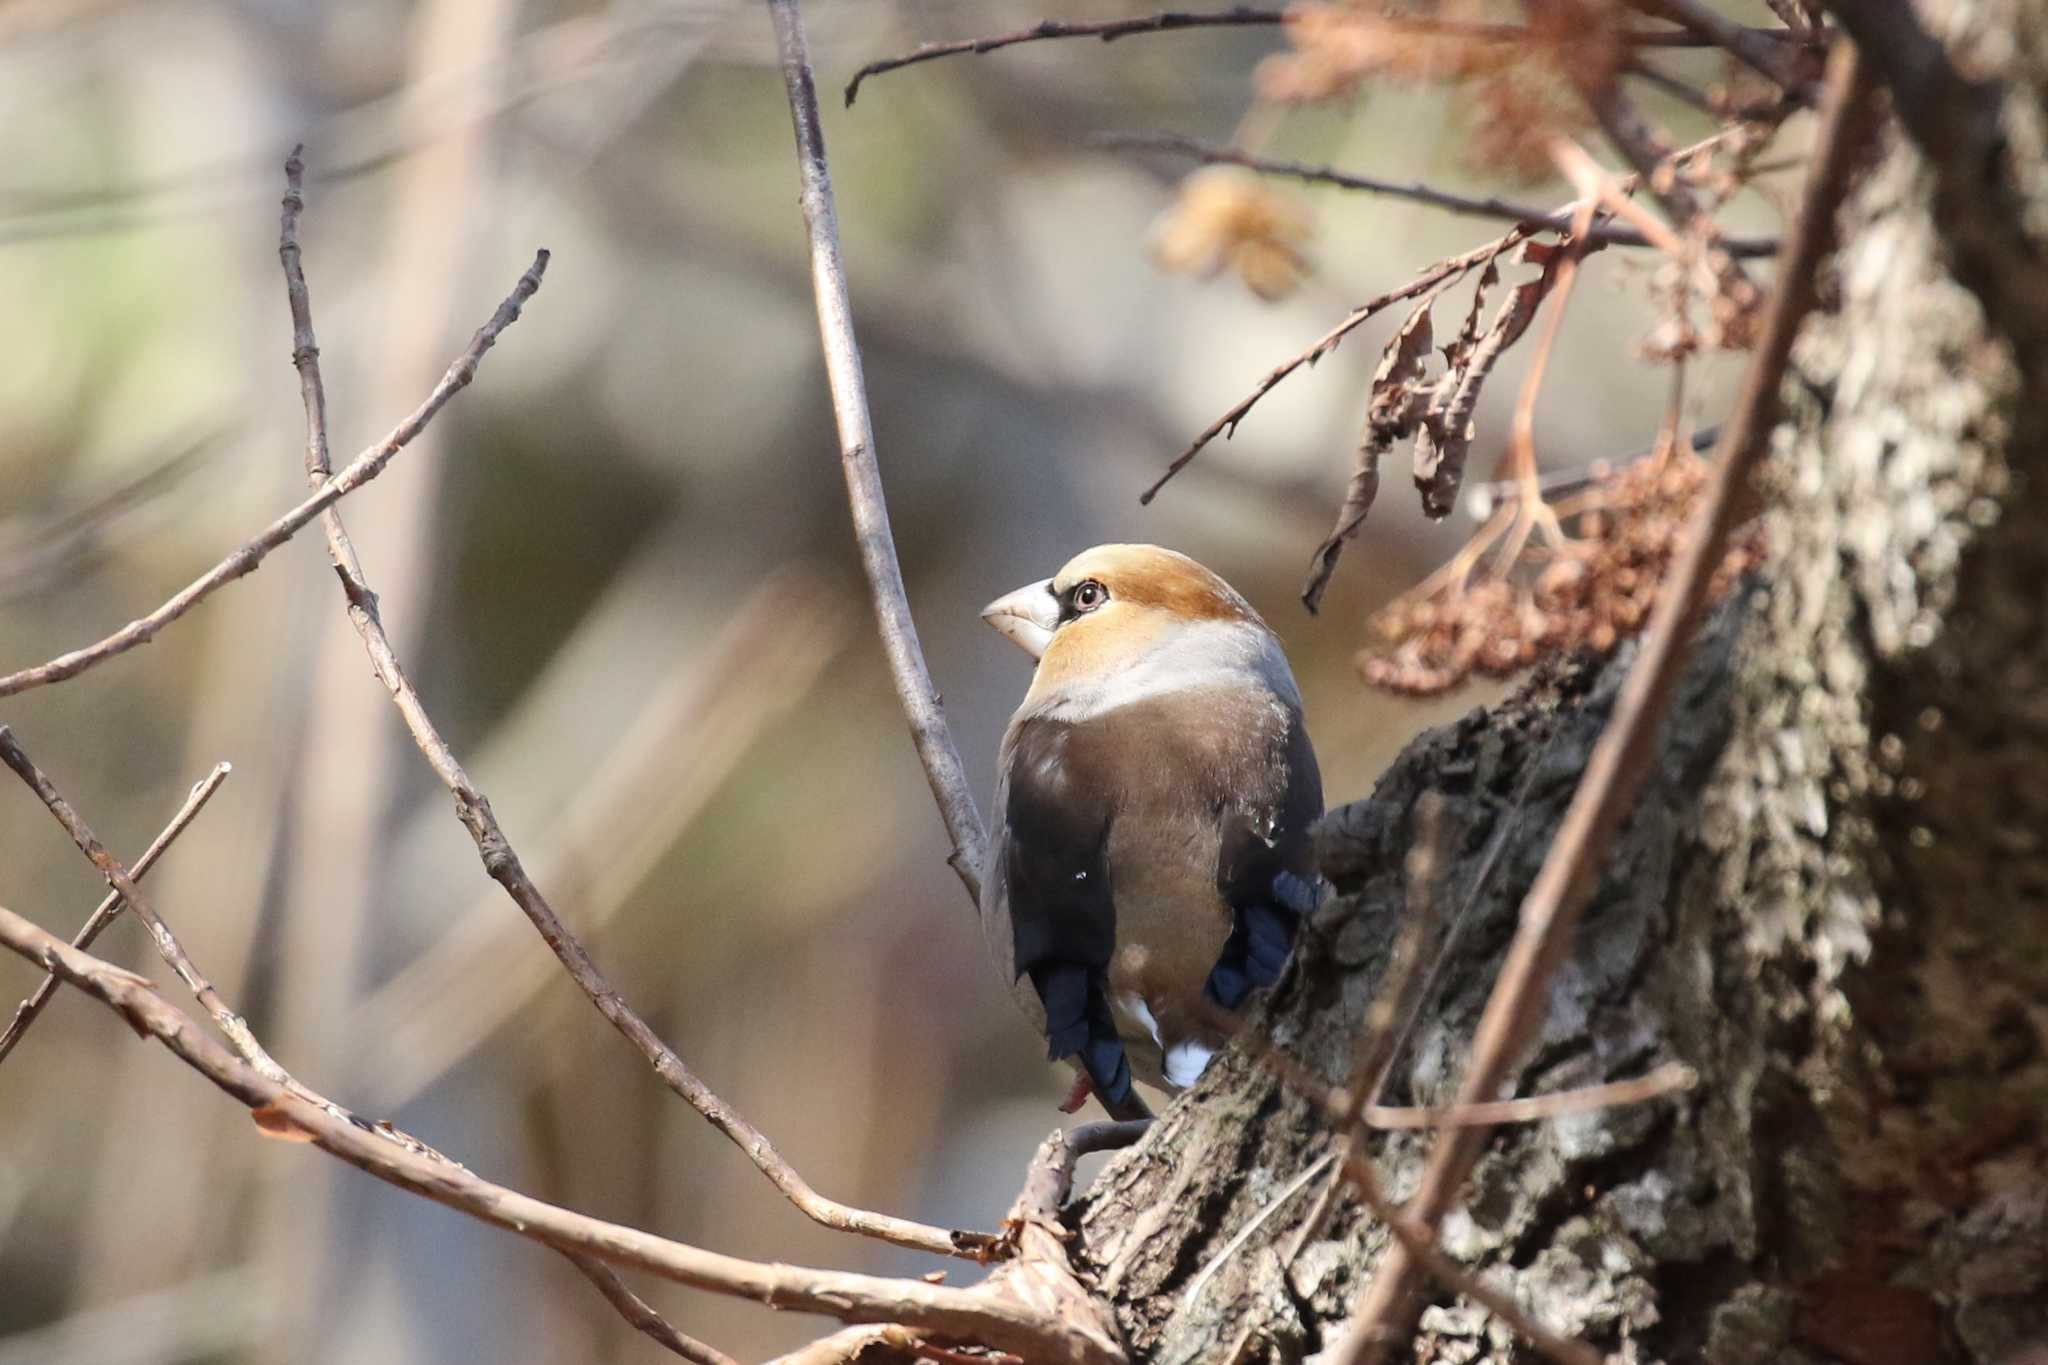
[1303, 293, 1441, 611]
[1414, 268, 1554, 518]
[251, 1100, 317, 1142]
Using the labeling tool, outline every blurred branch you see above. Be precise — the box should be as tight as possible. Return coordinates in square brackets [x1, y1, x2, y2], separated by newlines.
[0, 909, 1109, 1361]
[771, 0, 990, 902]
[0, 762, 230, 1066]
[1331, 39, 1875, 1361]
[1097, 132, 1781, 258]
[0, 431, 222, 605]
[276, 153, 995, 1263]
[0, 251, 547, 699]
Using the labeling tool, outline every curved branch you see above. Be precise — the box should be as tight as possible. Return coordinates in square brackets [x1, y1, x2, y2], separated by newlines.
[771, 0, 989, 901]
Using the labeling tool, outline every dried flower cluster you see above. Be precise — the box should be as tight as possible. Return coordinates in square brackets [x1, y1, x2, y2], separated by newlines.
[1148, 165, 1315, 300]
[1358, 447, 1763, 694]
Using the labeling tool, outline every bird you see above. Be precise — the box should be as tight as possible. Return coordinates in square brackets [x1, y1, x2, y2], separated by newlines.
[978, 544, 1324, 1121]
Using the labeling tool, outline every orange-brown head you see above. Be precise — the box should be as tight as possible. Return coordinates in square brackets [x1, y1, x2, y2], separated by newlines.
[981, 545, 1287, 718]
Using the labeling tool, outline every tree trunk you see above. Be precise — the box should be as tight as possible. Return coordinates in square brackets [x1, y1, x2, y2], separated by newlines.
[1065, 8, 2048, 1362]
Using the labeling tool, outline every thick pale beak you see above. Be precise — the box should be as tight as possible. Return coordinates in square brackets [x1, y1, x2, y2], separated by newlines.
[981, 577, 1060, 659]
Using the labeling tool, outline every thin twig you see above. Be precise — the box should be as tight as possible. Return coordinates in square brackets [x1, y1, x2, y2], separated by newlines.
[1180, 1150, 1335, 1311]
[0, 762, 229, 1065]
[0, 728, 290, 1084]
[1097, 133, 1780, 258]
[843, 8, 1790, 105]
[567, 1253, 739, 1365]
[772, 0, 989, 901]
[276, 152, 994, 1262]
[1331, 39, 1876, 1362]
[846, 8, 1287, 104]
[0, 909, 1114, 1365]
[0, 251, 547, 700]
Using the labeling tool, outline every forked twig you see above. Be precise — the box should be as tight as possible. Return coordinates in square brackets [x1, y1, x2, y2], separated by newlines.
[0, 761, 229, 1065]
[1331, 40, 1876, 1362]
[276, 153, 995, 1262]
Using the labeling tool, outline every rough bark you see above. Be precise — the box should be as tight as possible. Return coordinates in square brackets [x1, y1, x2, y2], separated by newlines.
[1055, 8, 2048, 1362]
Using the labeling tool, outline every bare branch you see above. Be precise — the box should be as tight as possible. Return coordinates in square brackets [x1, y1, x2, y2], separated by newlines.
[0, 908, 1115, 1364]
[1097, 132, 1780, 258]
[276, 153, 994, 1262]
[0, 250, 548, 700]
[0, 761, 229, 1065]
[771, 0, 989, 901]
[1332, 39, 1877, 1361]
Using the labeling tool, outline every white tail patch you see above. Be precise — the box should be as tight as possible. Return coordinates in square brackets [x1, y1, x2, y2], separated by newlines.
[1164, 1040, 1217, 1089]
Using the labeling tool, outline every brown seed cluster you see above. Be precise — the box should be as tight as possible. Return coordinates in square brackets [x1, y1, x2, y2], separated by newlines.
[1358, 450, 1761, 694]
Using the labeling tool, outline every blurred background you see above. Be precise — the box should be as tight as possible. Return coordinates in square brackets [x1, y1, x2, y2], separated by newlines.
[0, 1, 1770, 1359]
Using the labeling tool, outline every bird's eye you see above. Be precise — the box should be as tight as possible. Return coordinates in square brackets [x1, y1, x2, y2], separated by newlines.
[1072, 580, 1108, 613]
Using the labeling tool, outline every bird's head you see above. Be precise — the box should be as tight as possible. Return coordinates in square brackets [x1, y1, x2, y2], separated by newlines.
[981, 544, 1280, 708]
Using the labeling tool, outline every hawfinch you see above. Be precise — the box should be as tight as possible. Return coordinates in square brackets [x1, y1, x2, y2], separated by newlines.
[980, 544, 1323, 1121]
